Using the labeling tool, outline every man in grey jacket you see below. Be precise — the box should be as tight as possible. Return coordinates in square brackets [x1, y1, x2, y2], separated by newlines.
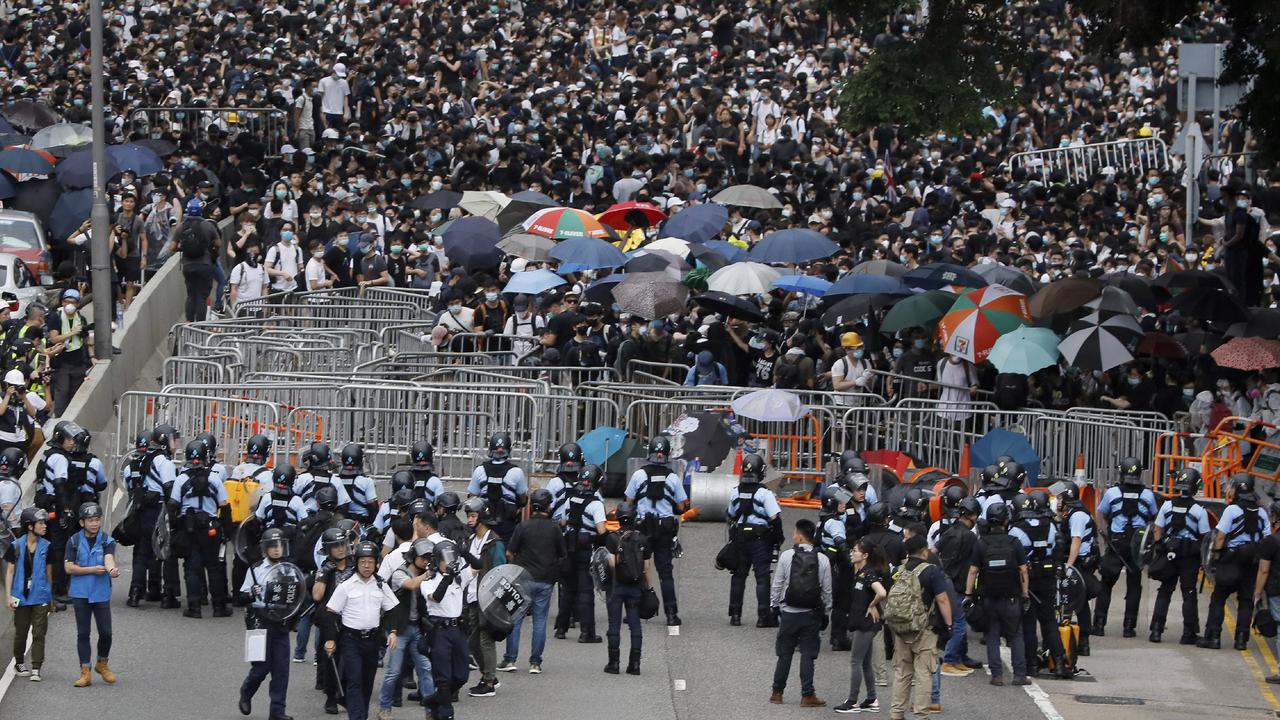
[768, 519, 833, 708]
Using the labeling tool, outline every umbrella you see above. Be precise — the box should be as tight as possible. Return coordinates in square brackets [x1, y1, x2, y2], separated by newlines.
[613, 273, 689, 319]
[1085, 286, 1141, 317]
[1068, 311, 1143, 351]
[688, 246, 728, 272]
[703, 240, 748, 263]
[0, 173, 13, 200]
[707, 262, 780, 295]
[0, 133, 31, 147]
[1210, 337, 1280, 371]
[410, 191, 462, 211]
[821, 294, 896, 328]
[599, 201, 666, 230]
[1176, 330, 1224, 355]
[0, 101, 61, 130]
[502, 268, 567, 296]
[0, 148, 54, 175]
[49, 188, 93, 240]
[131, 138, 177, 157]
[665, 411, 742, 471]
[1245, 309, 1280, 339]
[1154, 269, 1235, 295]
[973, 263, 1037, 296]
[577, 426, 632, 466]
[106, 143, 164, 176]
[624, 252, 683, 277]
[971, 428, 1040, 487]
[1102, 273, 1159, 311]
[988, 326, 1060, 375]
[524, 207, 610, 240]
[849, 259, 907, 278]
[1171, 286, 1248, 326]
[495, 194, 560, 233]
[658, 203, 728, 243]
[510, 190, 557, 206]
[642, 237, 691, 256]
[1137, 331, 1186, 359]
[826, 273, 913, 299]
[1029, 276, 1103, 318]
[458, 190, 510, 220]
[478, 564, 534, 639]
[731, 389, 810, 422]
[583, 274, 625, 304]
[711, 184, 782, 209]
[549, 236, 627, 270]
[692, 291, 766, 322]
[31, 123, 92, 153]
[56, 149, 120, 189]
[1058, 325, 1134, 372]
[9, 178, 59, 225]
[497, 232, 555, 261]
[880, 290, 957, 332]
[937, 285, 1032, 363]
[904, 263, 987, 291]
[748, 229, 838, 264]
[773, 274, 831, 296]
[441, 217, 503, 270]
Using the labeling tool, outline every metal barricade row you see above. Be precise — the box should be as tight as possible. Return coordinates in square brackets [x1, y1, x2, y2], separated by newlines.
[114, 392, 282, 476]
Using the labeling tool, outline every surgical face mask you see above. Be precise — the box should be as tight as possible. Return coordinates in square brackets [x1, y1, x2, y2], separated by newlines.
[748, 338, 765, 350]
[64, 303, 77, 315]
[280, 230, 294, 241]
[390, 244, 403, 254]
[310, 210, 322, 220]
[1127, 376, 1141, 387]
[401, 178, 412, 187]
[430, 181, 443, 191]
[1183, 388, 1194, 399]
[913, 339, 926, 350]
[1158, 231, 1169, 242]
[1237, 199, 1249, 208]
[448, 304, 462, 315]
[891, 348, 903, 359]
[696, 182, 707, 193]
[275, 189, 287, 199]
[781, 209, 792, 218]
[929, 234, 943, 245]
[312, 251, 324, 260]
[851, 350, 864, 359]
[851, 192, 863, 202]
[336, 238, 349, 248]
[485, 292, 498, 302]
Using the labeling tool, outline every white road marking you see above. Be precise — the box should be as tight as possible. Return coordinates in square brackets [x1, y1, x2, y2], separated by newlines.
[998, 646, 1065, 720]
[0, 659, 16, 705]
[674, 678, 686, 691]
[668, 626, 680, 636]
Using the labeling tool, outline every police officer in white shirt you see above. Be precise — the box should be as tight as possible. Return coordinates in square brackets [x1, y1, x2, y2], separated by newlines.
[422, 541, 469, 720]
[324, 541, 398, 720]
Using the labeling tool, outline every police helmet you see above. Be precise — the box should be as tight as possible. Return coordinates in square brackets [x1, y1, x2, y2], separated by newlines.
[1233, 476, 1258, 503]
[941, 484, 968, 514]
[866, 501, 890, 527]
[19, 506, 48, 529]
[463, 497, 496, 525]
[436, 491, 462, 514]
[152, 423, 179, 450]
[1173, 468, 1201, 497]
[271, 465, 296, 493]
[998, 461, 1026, 490]
[195, 432, 217, 456]
[306, 442, 332, 468]
[340, 443, 364, 473]
[405, 537, 436, 565]
[1058, 483, 1082, 506]
[979, 465, 999, 488]
[390, 488, 414, 512]
[1025, 489, 1050, 517]
[1011, 493, 1034, 518]
[898, 488, 929, 521]
[741, 453, 766, 483]
[353, 541, 379, 560]
[821, 484, 854, 514]
[246, 434, 271, 462]
[1117, 456, 1144, 484]
[314, 485, 339, 512]
[391, 469, 414, 494]
[134, 430, 154, 452]
[78, 502, 103, 519]
[986, 501, 1011, 526]
[839, 450, 868, 475]
[615, 501, 638, 526]
[260, 527, 289, 556]
[71, 426, 92, 453]
[405, 499, 429, 519]
[184, 438, 210, 467]
[646, 435, 672, 464]
[50, 420, 75, 447]
[488, 431, 512, 462]
[432, 539, 459, 568]
[842, 471, 871, 493]
[578, 464, 604, 493]
[320, 527, 349, 553]
[956, 497, 981, 517]
[557, 442, 584, 474]
[410, 440, 435, 469]
[335, 518, 360, 543]
[529, 488, 553, 515]
[0, 447, 27, 477]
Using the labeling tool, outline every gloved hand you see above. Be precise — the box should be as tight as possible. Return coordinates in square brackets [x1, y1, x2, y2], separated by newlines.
[962, 595, 976, 611]
[819, 611, 829, 631]
[937, 623, 953, 646]
[1021, 596, 1031, 614]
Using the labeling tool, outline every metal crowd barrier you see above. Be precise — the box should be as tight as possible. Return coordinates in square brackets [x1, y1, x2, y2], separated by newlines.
[127, 106, 289, 155]
[444, 333, 542, 362]
[114, 392, 283, 475]
[161, 356, 233, 387]
[1007, 137, 1170, 184]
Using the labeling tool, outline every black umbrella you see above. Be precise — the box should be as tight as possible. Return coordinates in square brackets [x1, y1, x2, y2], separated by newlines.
[667, 411, 742, 471]
[692, 290, 766, 322]
[131, 138, 177, 157]
[821, 293, 896, 328]
[624, 253, 679, 274]
[1154, 269, 1235, 294]
[56, 149, 120, 189]
[10, 178, 60, 226]
[1171, 286, 1248, 326]
[49, 188, 92, 240]
[1101, 272, 1159, 311]
[0, 148, 54, 175]
[442, 217, 503, 270]
[510, 190, 558, 206]
[687, 244, 728, 271]
[410, 190, 462, 211]
[0, 101, 62, 131]
[850, 259, 908, 278]
[1245, 309, 1280, 339]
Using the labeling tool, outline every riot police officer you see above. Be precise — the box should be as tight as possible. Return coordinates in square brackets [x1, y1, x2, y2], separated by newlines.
[230, 434, 274, 486]
[1057, 483, 1098, 652]
[406, 441, 445, 505]
[1149, 468, 1210, 644]
[170, 439, 232, 618]
[895, 487, 930, 528]
[861, 502, 906, 569]
[238, 528, 295, 720]
[727, 454, 782, 630]
[375, 476, 416, 551]
[313, 527, 356, 715]
[423, 541, 469, 720]
[295, 442, 352, 515]
[624, 435, 689, 626]
[253, 466, 307, 531]
[1094, 457, 1157, 637]
[930, 484, 969, 548]
[467, 432, 528, 542]
[148, 424, 184, 608]
[337, 444, 379, 524]
[435, 491, 468, 547]
[1011, 490, 1071, 679]
[1201, 476, 1270, 650]
[840, 471, 872, 543]
[837, 452, 880, 505]
[195, 432, 230, 492]
[817, 483, 852, 643]
[978, 461, 1024, 520]
[122, 432, 162, 607]
[554, 464, 606, 642]
[546, 442, 585, 521]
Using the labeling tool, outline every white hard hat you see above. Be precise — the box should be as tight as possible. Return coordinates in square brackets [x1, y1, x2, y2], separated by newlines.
[4, 369, 24, 386]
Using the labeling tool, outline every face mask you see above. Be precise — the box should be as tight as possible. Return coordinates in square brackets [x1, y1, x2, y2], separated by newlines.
[390, 244, 403, 254]
[430, 181, 444, 191]
[64, 303, 77, 315]
[433, 237, 444, 247]
[483, 292, 499, 302]
[781, 209, 792, 218]
[851, 350, 864, 359]
[310, 211, 322, 220]
[312, 251, 324, 260]
[448, 305, 462, 315]
[851, 192, 863, 201]
[696, 183, 707, 193]
[1237, 199, 1249, 208]
[1183, 388, 1194, 399]
[367, 206, 377, 215]
[401, 178, 412, 188]
[748, 338, 765, 351]
[275, 190, 287, 199]
[929, 235, 943, 245]
[891, 348, 903, 359]
[913, 339, 926, 350]
[1158, 232, 1169, 242]
[1127, 377, 1141, 387]
[280, 230, 294, 241]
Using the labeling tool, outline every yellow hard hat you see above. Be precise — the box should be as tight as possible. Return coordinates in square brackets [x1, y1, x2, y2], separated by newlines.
[1137, 126, 1153, 138]
[841, 332, 864, 348]
[227, 112, 239, 124]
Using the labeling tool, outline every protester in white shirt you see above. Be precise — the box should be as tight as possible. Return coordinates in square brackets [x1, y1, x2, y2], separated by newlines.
[228, 245, 270, 309]
[265, 223, 304, 293]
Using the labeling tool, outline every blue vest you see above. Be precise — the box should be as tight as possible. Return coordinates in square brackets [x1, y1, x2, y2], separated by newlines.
[68, 531, 113, 603]
[9, 535, 52, 605]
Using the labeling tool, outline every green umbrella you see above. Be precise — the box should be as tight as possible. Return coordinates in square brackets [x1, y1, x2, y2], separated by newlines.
[880, 290, 957, 332]
[988, 326, 1061, 375]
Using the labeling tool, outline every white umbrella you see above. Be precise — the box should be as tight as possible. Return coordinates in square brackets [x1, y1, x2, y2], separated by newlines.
[730, 389, 810, 422]
[711, 184, 783, 210]
[643, 237, 691, 256]
[707, 262, 781, 295]
[459, 190, 511, 220]
[31, 122, 92, 151]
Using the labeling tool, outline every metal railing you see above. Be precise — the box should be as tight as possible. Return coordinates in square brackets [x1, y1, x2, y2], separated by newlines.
[126, 107, 290, 156]
[1007, 137, 1170, 184]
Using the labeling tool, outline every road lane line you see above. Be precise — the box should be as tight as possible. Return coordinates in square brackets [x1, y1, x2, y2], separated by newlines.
[1223, 606, 1280, 712]
[0, 659, 15, 705]
[999, 646, 1066, 720]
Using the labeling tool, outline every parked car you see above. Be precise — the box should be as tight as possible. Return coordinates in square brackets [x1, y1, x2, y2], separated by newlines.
[0, 209, 52, 284]
[0, 252, 50, 314]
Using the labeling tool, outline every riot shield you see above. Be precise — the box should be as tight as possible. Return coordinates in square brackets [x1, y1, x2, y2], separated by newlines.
[259, 561, 308, 623]
[1055, 563, 1086, 621]
[1201, 532, 1216, 582]
[236, 514, 266, 565]
[1130, 525, 1155, 570]
[435, 540, 462, 575]
[590, 546, 612, 596]
[477, 563, 533, 639]
[153, 511, 173, 561]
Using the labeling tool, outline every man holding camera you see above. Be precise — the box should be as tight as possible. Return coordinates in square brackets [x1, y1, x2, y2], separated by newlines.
[0, 369, 43, 457]
[45, 289, 90, 416]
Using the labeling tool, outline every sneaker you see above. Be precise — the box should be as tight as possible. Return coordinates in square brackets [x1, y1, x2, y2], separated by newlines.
[15, 663, 29, 677]
[29, 669, 41, 682]
[469, 660, 479, 671]
[467, 681, 497, 698]
[833, 698, 861, 713]
[874, 679, 888, 687]
[497, 660, 518, 673]
[962, 659, 985, 669]
[528, 662, 542, 674]
[857, 698, 879, 712]
[940, 662, 975, 677]
[293, 656, 305, 664]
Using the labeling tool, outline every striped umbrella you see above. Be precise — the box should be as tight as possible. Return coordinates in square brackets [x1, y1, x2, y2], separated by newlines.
[1058, 325, 1134, 372]
[1210, 337, 1280, 371]
[937, 285, 1032, 363]
[1068, 311, 1143, 352]
[523, 207, 610, 239]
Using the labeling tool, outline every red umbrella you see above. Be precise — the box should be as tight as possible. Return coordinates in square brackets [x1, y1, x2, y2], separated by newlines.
[1210, 337, 1280, 371]
[598, 201, 666, 231]
[1137, 331, 1185, 359]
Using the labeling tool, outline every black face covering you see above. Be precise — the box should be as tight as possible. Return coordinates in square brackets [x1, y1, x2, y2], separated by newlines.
[245, 255, 259, 267]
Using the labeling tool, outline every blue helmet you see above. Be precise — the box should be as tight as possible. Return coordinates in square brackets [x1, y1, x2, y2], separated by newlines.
[185, 197, 205, 217]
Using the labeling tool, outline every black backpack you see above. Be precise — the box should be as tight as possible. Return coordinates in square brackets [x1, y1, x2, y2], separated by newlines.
[615, 530, 645, 584]
[784, 547, 822, 609]
[775, 356, 801, 390]
[179, 221, 206, 260]
[937, 521, 974, 587]
[979, 532, 1021, 598]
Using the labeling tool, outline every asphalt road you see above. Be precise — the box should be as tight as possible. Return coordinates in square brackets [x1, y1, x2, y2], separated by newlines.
[2, 498, 1274, 720]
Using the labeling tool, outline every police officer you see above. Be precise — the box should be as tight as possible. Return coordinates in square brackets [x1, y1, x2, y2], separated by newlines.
[254, 466, 307, 530]
[554, 464, 607, 642]
[1010, 490, 1071, 679]
[895, 487, 930, 528]
[978, 461, 1024, 520]
[860, 502, 905, 569]
[936, 496, 982, 675]
[238, 528, 294, 720]
[930, 484, 969, 548]
[148, 423, 184, 608]
[423, 541, 469, 720]
[840, 471, 872, 544]
[36, 421, 104, 605]
[1149, 468, 1209, 644]
[965, 501, 1029, 686]
[313, 527, 356, 715]
[837, 452, 880, 505]
[405, 441, 445, 505]
[817, 483, 852, 642]
[325, 541, 399, 720]
[1057, 483, 1098, 652]
[467, 432, 528, 542]
[461, 497, 505, 698]
[1201, 476, 1270, 650]
[195, 432, 231, 493]
[375, 476, 415, 550]
[1094, 457, 1157, 637]
[229, 435, 275, 599]
[604, 501, 653, 676]
[295, 442, 352, 515]
[170, 438, 232, 618]
[623, 435, 689, 626]
[337, 444, 379, 525]
[727, 454, 782, 630]
[122, 432, 164, 607]
[377, 537, 436, 719]
[435, 491, 468, 547]
[546, 442, 585, 522]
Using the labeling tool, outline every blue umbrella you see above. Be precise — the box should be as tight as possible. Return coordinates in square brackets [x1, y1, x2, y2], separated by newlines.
[502, 268, 567, 296]
[904, 262, 988, 291]
[548, 236, 627, 270]
[0, 148, 54, 175]
[0, 116, 14, 134]
[826, 274, 913, 299]
[704, 240, 748, 263]
[584, 274, 625, 303]
[773, 274, 831, 296]
[970, 427, 1041, 487]
[0, 172, 14, 200]
[577, 426, 630, 466]
[441, 216, 503, 270]
[658, 203, 728, 243]
[747, 229, 839, 264]
[55, 149, 120, 189]
[49, 188, 93, 240]
[106, 143, 163, 176]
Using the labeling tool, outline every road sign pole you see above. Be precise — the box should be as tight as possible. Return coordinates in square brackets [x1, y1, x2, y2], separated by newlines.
[89, 0, 113, 359]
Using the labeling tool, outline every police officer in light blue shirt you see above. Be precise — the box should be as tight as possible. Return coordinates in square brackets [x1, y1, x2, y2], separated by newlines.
[406, 440, 446, 505]
[43, 426, 108, 501]
[1149, 468, 1210, 644]
[1202, 476, 1271, 650]
[169, 439, 231, 618]
[1054, 483, 1098, 648]
[547, 443, 585, 521]
[1010, 491, 1070, 677]
[1093, 457, 1157, 637]
[726, 454, 783, 629]
[554, 464, 607, 641]
[253, 466, 307, 529]
[624, 435, 689, 626]
[295, 443, 352, 514]
[467, 432, 528, 542]
[238, 528, 294, 720]
[336, 444, 379, 524]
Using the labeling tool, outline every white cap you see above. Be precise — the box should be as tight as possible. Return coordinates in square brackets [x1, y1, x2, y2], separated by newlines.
[700, 30, 713, 39]
[666, 197, 686, 210]
[999, 198, 1016, 208]
[321, 128, 340, 140]
[279, 144, 297, 155]
[333, 62, 348, 77]
[3, 369, 23, 386]
[510, 257, 529, 273]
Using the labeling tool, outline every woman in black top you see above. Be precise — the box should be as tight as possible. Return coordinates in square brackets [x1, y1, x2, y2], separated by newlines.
[837, 540, 888, 714]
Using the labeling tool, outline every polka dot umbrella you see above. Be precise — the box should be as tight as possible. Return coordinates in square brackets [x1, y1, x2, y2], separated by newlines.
[937, 285, 1032, 363]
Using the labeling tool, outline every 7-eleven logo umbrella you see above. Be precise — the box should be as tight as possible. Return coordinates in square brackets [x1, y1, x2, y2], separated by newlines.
[938, 285, 1032, 363]
[523, 207, 610, 239]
